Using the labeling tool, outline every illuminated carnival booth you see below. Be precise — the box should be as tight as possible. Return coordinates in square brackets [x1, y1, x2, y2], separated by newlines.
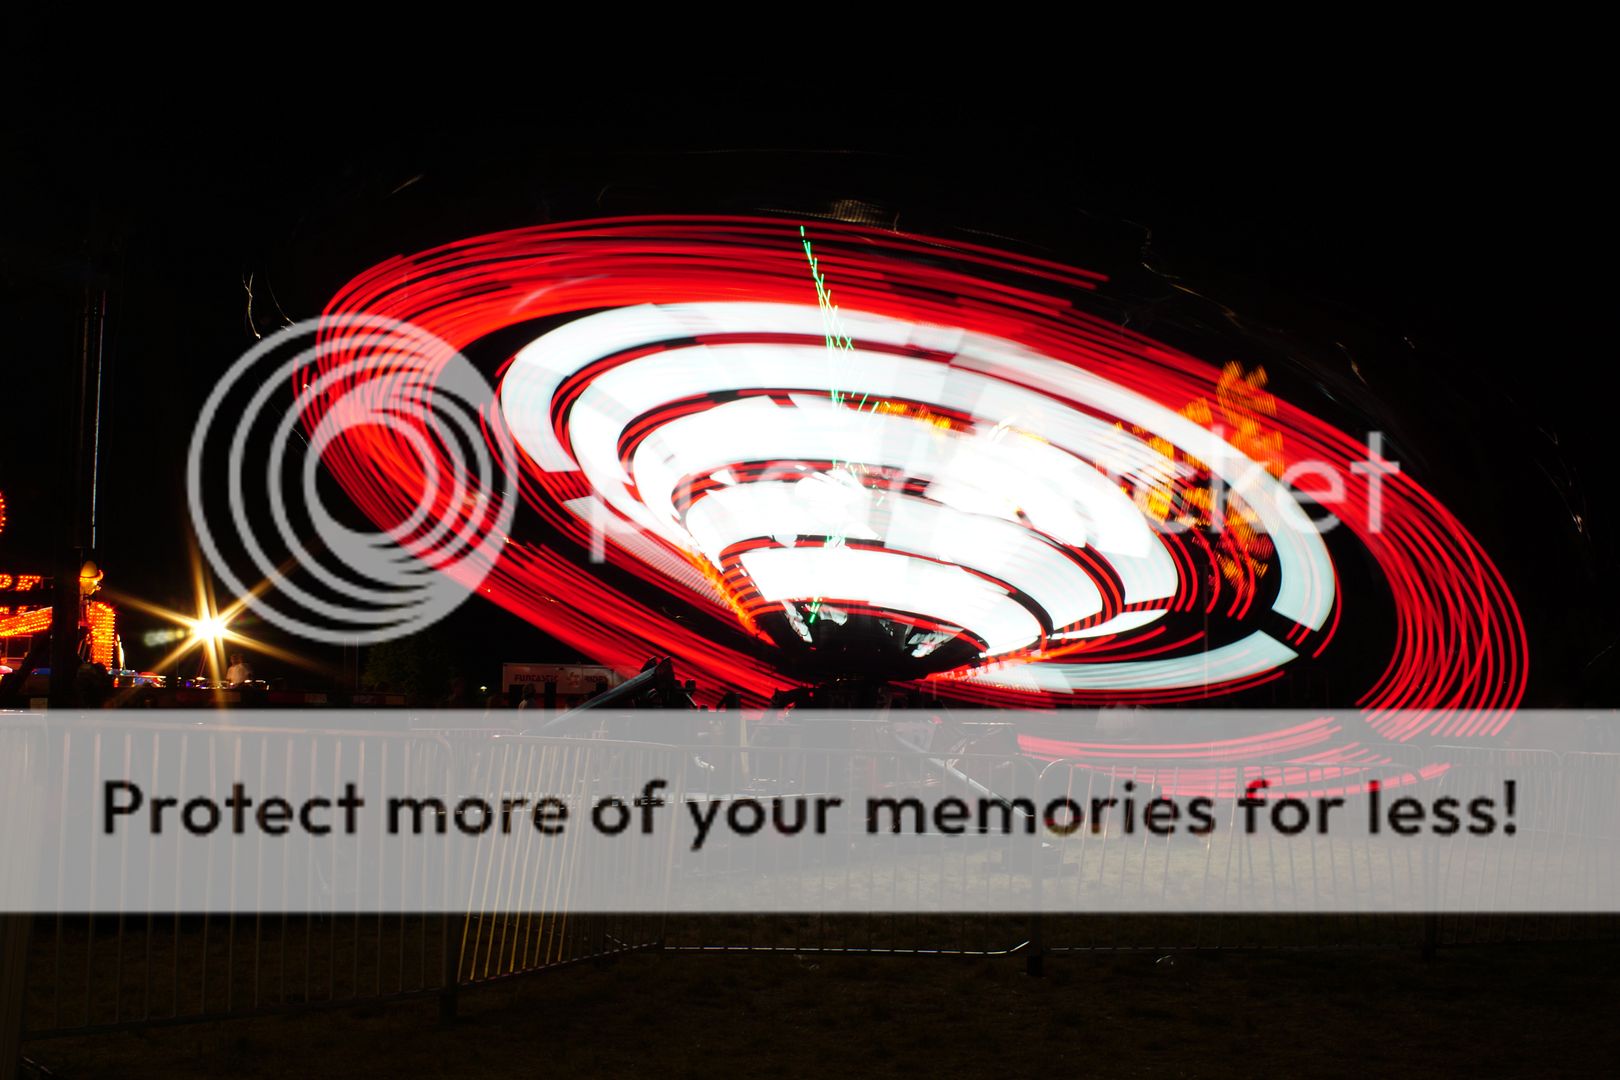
[0, 489, 120, 680]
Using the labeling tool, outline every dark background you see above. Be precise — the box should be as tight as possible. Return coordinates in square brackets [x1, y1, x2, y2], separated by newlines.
[2, 105, 1609, 704]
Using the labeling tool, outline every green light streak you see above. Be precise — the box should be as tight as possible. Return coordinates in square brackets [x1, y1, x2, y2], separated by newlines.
[797, 225, 862, 625]
[800, 225, 857, 406]
[795, 228, 914, 630]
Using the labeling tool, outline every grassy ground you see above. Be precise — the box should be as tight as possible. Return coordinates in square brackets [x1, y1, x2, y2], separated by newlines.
[25, 936, 1620, 1079]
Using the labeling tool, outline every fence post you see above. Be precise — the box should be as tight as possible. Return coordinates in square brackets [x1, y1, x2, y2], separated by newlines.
[1420, 808, 1440, 960]
[1025, 913, 1045, 977]
[1026, 827, 1046, 977]
[0, 916, 29, 1080]
[0, 717, 43, 1080]
[439, 913, 459, 1025]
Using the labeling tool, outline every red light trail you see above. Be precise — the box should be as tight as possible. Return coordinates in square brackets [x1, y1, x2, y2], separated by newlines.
[302, 217, 1526, 756]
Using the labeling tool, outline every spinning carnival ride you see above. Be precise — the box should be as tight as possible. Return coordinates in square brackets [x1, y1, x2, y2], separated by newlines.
[300, 217, 1526, 756]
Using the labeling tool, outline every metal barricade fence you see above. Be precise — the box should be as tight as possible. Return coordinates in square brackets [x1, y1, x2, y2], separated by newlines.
[1029, 745, 1620, 954]
[1426, 747, 1620, 947]
[5, 722, 670, 1043]
[445, 736, 669, 987]
[13, 719, 462, 1038]
[1032, 751, 1432, 954]
[652, 739, 1041, 957]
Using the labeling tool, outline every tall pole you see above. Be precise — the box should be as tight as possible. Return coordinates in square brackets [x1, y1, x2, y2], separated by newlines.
[47, 286, 107, 708]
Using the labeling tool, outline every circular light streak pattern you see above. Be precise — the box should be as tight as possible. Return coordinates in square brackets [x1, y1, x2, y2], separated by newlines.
[306, 217, 1526, 741]
[501, 302, 1330, 683]
[192, 316, 516, 645]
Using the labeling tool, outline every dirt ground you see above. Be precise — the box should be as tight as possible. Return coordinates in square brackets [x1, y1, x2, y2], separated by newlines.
[24, 938, 1620, 1079]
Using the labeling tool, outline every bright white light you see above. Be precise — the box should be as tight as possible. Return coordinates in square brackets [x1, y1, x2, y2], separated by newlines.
[190, 616, 227, 642]
[741, 546, 1043, 656]
[962, 632, 1297, 692]
[1049, 609, 1168, 641]
[498, 301, 1337, 685]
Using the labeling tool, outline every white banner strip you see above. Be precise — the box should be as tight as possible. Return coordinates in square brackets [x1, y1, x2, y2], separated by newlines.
[1, 711, 1615, 914]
